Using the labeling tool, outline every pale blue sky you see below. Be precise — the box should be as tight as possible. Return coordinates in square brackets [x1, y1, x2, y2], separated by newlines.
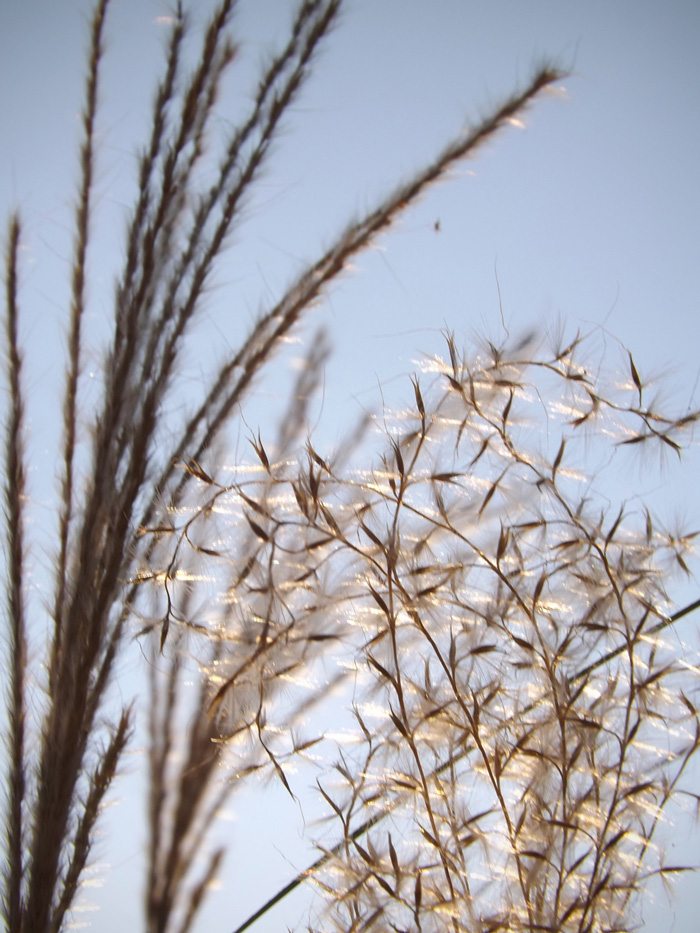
[1, 1, 699, 931]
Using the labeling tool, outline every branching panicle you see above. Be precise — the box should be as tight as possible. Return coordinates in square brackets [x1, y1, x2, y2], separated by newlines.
[189, 332, 699, 933]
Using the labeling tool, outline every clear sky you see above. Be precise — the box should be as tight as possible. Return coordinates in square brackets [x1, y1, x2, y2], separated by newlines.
[1, 1, 699, 932]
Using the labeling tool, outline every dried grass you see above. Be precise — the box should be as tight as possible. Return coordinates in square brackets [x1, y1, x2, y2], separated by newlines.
[180, 330, 699, 933]
[2, 2, 698, 933]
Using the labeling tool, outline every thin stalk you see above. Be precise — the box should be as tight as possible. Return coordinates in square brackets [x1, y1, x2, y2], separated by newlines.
[51, 0, 110, 692]
[2, 213, 27, 933]
[138, 65, 565, 578]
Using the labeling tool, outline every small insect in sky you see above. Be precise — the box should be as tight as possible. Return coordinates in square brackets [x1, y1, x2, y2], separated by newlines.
[434, 219, 441, 232]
